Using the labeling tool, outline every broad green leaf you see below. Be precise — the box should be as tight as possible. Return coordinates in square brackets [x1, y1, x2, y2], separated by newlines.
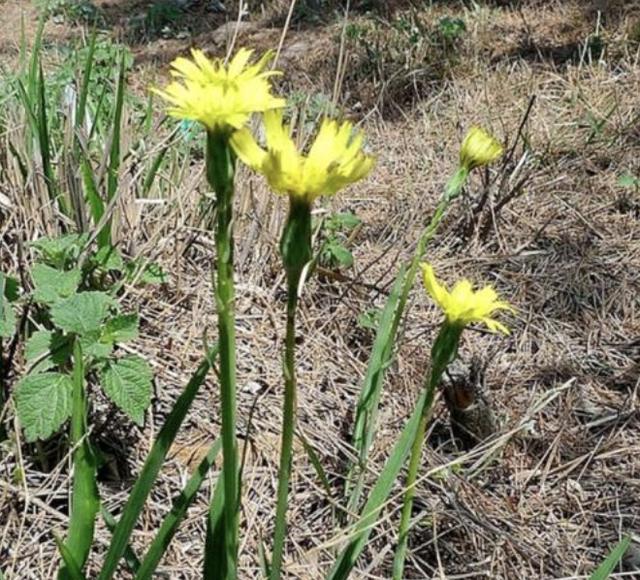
[25, 329, 72, 373]
[31, 264, 81, 305]
[79, 330, 114, 359]
[126, 261, 167, 285]
[0, 296, 16, 339]
[15, 372, 73, 441]
[30, 234, 88, 269]
[104, 314, 138, 343]
[51, 291, 114, 335]
[101, 355, 152, 425]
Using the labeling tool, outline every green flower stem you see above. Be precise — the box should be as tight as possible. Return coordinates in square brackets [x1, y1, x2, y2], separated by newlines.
[205, 130, 239, 578]
[59, 340, 99, 580]
[270, 199, 313, 580]
[391, 323, 463, 580]
[347, 165, 470, 512]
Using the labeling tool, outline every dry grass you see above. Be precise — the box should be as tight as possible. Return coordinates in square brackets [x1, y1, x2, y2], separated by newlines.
[1, 0, 640, 578]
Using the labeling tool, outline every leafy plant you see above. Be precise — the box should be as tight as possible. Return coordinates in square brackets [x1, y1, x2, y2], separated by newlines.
[317, 211, 362, 270]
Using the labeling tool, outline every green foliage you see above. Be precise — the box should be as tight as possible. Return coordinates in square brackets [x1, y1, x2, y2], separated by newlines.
[101, 355, 152, 425]
[13, 236, 160, 442]
[0, 273, 19, 339]
[15, 373, 74, 441]
[438, 17, 466, 42]
[39, 0, 101, 25]
[317, 211, 362, 270]
[357, 307, 381, 330]
[618, 172, 640, 190]
[589, 536, 631, 580]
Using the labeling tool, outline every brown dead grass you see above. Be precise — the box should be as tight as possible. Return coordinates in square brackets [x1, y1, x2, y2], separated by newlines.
[1, 0, 640, 578]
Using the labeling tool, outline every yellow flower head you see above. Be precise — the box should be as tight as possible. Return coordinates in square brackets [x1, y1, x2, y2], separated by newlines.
[153, 48, 285, 132]
[421, 263, 514, 334]
[459, 126, 503, 171]
[230, 110, 375, 202]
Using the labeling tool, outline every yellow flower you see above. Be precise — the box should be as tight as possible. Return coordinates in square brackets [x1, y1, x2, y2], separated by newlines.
[230, 110, 375, 202]
[459, 126, 503, 171]
[153, 48, 285, 132]
[421, 263, 514, 334]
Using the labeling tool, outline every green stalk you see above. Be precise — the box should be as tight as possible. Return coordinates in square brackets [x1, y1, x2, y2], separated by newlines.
[347, 166, 469, 512]
[205, 130, 238, 578]
[59, 340, 99, 580]
[270, 199, 313, 580]
[270, 276, 299, 579]
[391, 323, 462, 579]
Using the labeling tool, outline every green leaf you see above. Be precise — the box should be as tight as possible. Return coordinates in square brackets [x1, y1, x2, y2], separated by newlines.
[79, 330, 114, 359]
[0, 273, 19, 338]
[31, 264, 81, 305]
[15, 372, 73, 441]
[25, 329, 72, 373]
[0, 296, 16, 339]
[104, 314, 138, 343]
[326, 212, 362, 232]
[101, 355, 152, 425]
[617, 173, 638, 188]
[126, 261, 167, 285]
[326, 242, 354, 268]
[1, 272, 20, 302]
[30, 234, 88, 269]
[589, 535, 631, 580]
[51, 291, 114, 335]
[357, 308, 381, 331]
[93, 246, 124, 272]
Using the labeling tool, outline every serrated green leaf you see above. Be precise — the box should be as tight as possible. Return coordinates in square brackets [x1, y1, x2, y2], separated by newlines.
[0, 295, 16, 338]
[15, 372, 73, 441]
[51, 292, 114, 336]
[79, 330, 114, 359]
[31, 264, 81, 305]
[29, 234, 88, 269]
[25, 329, 72, 373]
[103, 314, 138, 343]
[101, 355, 152, 425]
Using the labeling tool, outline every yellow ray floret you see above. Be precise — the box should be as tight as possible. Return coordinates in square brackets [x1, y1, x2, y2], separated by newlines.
[230, 110, 375, 202]
[421, 263, 514, 334]
[459, 126, 503, 171]
[153, 48, 285, 131]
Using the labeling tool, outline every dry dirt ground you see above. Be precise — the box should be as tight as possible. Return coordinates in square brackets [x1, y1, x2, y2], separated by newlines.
[1, 0, 640, 578]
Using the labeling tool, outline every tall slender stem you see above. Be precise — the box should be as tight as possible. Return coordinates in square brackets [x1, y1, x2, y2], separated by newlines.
[270, 274, 299, 580]
[347, 166, 470, 512]
[59, 339, 98, 579]
[392, 324, 462, 580]
[206, 131, 238, 578]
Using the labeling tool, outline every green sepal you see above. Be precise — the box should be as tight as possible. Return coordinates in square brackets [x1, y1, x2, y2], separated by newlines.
[280, 198, 313, 278]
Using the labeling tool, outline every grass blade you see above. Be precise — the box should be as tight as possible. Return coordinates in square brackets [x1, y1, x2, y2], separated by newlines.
[101, 507, 141, 573]
[203, 463, 229, 580]
[54, 535, 86, 580]
[97, 345, 219, 580]
[589, 536, 631, 580]
[136, 438, 222, 579]
[328, 390, 426, 580]
[76, 31, 97, 132]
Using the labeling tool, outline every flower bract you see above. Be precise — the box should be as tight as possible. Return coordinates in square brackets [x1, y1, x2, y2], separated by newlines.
[230, 110, 375, 202]
[459, 126, 503, 171]
[422, 263, 514, 334]
[153, 48, 285, 132]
